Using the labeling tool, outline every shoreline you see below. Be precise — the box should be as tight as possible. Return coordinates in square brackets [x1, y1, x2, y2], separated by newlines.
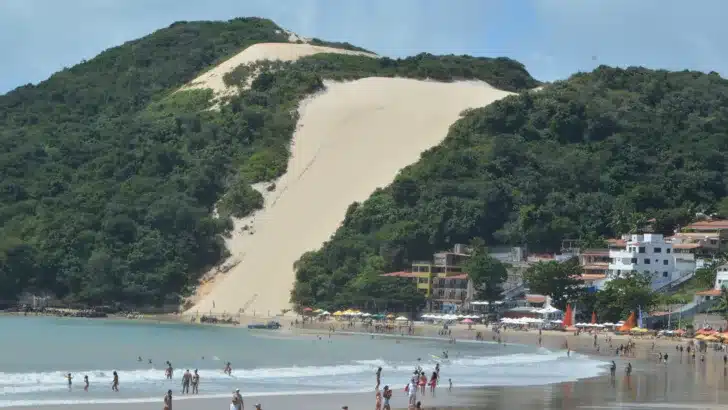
[3, 314, 726, 409]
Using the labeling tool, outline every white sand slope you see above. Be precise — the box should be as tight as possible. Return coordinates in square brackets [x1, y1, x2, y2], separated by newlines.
[188, 77, 515, 317]
[181, 43, 377, 97]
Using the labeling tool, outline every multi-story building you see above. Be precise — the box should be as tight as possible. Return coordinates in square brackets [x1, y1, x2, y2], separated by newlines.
[694, 263, 728, 303]
[382, 244, 474, 312]
[604, 233, 695, 291]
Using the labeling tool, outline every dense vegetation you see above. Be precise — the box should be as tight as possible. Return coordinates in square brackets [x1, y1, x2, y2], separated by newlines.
[0, 17, 538, 307]
[292, 67, 728, 310]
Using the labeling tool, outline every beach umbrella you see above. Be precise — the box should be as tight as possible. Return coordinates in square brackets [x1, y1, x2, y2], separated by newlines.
[319, 311, 330, 316]
[563, 304, 573, 327]
[395, 316, 409, 321]
[461, 318, 474, 324]
[332, 311, 343, 316]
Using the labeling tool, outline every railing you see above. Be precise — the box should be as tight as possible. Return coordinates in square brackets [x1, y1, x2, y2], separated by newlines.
[653, 271, 696, 293]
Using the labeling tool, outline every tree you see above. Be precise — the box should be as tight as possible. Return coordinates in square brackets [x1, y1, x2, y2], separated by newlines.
[464, 238, 507, 302]
[593, 274, 656, 323]
[524, 258, 584, 310]
[695, 263, 719, 289]
[712, 287, 728, 328]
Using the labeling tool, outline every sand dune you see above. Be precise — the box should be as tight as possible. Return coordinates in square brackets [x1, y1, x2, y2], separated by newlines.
[182, 42, 377, 97]
[188, 76, 514, 317]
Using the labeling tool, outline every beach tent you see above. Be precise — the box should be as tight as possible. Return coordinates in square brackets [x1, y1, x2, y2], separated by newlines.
[318, 311, 330, 316]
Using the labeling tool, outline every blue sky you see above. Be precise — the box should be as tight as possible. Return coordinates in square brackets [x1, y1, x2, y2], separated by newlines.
[0, 0, 725, 94]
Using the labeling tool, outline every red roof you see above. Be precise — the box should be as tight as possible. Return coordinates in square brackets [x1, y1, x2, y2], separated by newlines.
[581, 273, 607, 281]
[696, 289, 722, 296]
[673, 243, 701, 249]
[381, 271, 421, 278]
[686, 220, 728, 230]
[607, 238, 626, 247]
[526, 294, 546, 304]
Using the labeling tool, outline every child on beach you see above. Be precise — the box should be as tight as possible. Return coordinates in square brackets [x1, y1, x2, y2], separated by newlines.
[383, 386, 392, 410]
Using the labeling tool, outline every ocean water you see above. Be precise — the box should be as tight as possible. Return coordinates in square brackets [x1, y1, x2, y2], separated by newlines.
[0, 316, 606, 407]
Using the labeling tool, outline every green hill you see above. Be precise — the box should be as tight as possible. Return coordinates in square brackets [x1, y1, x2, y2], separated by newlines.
[291, 67, 728, 310]
[0, 18, 538, 307]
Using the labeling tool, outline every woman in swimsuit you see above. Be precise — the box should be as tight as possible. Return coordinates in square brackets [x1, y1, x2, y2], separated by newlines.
[164, 389, 172, 410]
[429, 372, 437, 395]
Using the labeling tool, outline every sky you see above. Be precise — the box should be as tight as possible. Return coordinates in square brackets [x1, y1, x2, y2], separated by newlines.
[0, 0, 726, 94]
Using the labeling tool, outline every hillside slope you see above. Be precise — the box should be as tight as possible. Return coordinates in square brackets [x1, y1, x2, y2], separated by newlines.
[291, 67, 728, 310]
[190, 78, 513, 316]
[0, 17, 538, 308]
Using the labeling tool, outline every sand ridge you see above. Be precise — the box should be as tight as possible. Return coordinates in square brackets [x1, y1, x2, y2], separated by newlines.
[188, 74, 515, 317]
[181, 42, 378, 97]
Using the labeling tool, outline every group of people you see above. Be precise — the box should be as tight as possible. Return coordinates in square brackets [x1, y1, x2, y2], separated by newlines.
[63, 370, 118, 392]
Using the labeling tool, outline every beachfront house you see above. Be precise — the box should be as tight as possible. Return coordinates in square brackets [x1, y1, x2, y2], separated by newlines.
[604, 233, 696, 291]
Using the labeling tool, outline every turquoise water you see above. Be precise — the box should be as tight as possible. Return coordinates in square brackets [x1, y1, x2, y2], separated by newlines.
[0, 317, 606, 407]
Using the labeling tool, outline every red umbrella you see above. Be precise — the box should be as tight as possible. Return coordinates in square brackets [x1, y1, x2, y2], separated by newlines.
[591, 312, 597, 324]
[302, 307, 313, 312]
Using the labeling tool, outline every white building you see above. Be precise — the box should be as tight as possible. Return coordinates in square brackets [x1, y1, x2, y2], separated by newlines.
[604, 233, 695, 290]
[715, 264, 728, 290]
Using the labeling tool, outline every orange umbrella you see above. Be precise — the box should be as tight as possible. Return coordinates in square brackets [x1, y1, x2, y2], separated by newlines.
[563, 304, 573, 327]
[591, 312, 597, 324]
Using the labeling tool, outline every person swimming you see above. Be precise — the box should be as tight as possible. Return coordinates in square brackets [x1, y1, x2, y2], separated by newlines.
[224, 362, 232, 376]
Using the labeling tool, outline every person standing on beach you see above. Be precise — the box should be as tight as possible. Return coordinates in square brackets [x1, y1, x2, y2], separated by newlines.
[233, 388, 244, 410]
[191, 369, 199, 394]
[181, 369, 191, 394]
[383, 386, 392, 410]
[407, 377, 417, 407]
[84, 375, 89, 392]
[112, 371, 119, 392]
[66, 373, 73, 390]
[164, 389, 172, 410]
[165, 362, 173, 380]
[376, 366, 382, 387]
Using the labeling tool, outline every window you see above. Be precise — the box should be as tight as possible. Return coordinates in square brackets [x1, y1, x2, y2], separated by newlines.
[663, 260, 668, 265]
[631, 258, 637, 264]
[644, 259, 651, 264]
[654, 247, 662, 253]
[663, 272, 668, 277]
[666, 248, 671, 254]
[639, 247, 646, 253]
[711, 239, 718, 245]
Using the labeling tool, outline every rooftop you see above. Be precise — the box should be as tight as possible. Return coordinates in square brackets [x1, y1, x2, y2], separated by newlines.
[581, 249, 609, 256]
[607, 238, 626, 247]
[525, 294, 546, 304]
[381, 271, 423, 278]
[685, 220, 728, 231]
[672, 243, 702, 249]
[696, 289, 722, 297]
[581, 273, 607, 281]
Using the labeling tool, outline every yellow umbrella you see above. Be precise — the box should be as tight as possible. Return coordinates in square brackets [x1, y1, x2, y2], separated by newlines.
[695, 334, 707, 340]
[705, 335, 720, 342]
[333, 311, 343, 316]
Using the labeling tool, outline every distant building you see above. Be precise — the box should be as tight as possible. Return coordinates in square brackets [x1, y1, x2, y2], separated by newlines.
[694, 263, 728, 304]
[605, 233, 695, 291]
[381, 244, 475, 312]
[670, 219, 728, 255]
